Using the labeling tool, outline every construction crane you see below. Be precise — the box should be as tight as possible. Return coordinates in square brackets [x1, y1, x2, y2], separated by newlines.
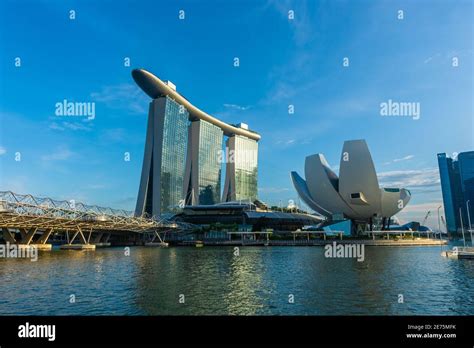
[422, 210, 431, 226]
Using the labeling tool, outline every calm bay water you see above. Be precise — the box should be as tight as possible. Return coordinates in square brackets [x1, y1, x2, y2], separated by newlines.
[0, 245, 473, 315]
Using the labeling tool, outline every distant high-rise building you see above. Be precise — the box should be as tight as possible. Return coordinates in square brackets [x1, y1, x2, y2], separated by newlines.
[222, 135, 258, 202]
[132, 69, 260, 218]
[458, 152, 474, 202]
[437, 151, 474, 233]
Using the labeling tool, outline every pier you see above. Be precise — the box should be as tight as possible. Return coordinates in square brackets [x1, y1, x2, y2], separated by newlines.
[177, 230, 448, 247]
[179, 238, 447, 247]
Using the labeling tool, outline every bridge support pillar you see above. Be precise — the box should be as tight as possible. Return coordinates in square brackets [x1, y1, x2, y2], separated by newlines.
[92, 232, 104, 244]
[60, 227, 95, 250]
[68, 226, 88, 245]
[2, 227, 17, 243]
[36, 228, 53, 244]
[19, 228, 37, 245]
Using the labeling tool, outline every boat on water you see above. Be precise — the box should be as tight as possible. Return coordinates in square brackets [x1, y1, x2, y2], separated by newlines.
[145, 242, 169, 247]
[441, 247, 474, 259]
[441, 207, 473, 259]
[195, 241, 204, 247]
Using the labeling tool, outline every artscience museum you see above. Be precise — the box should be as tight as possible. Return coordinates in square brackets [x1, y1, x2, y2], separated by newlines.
[291, 140, 411, 231]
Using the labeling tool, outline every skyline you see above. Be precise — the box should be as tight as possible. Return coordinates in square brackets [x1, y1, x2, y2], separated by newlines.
[0, 0, 473, 228]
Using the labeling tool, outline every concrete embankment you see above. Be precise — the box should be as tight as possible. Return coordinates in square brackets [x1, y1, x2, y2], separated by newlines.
[179, 238, 448, 247]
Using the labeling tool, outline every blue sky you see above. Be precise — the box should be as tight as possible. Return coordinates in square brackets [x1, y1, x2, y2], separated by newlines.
[0, 0, 472, 228]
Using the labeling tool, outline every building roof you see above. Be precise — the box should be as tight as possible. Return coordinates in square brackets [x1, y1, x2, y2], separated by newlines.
[132, 68, 261, 141]
[244, 211, 323, 222]
[292, 139, 411, 221]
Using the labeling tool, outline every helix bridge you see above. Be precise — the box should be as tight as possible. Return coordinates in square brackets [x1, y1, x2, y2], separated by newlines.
[0, 191, 196, 249]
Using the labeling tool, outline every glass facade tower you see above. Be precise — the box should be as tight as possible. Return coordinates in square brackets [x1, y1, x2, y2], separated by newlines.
[136, 96, 189, 217]
[222, 135, 258, 202]
[438, 153, 460, 232]
[184, 120, 223, 205]
[458, 152, 474, 203]
[197, 121, 223, 204]
[160, 98, 189, 213]
[438, 151, 474, 233]
[133, 70, 261, 217]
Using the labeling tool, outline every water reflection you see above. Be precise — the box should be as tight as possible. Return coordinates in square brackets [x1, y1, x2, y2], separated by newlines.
[0, 245, 472, 315]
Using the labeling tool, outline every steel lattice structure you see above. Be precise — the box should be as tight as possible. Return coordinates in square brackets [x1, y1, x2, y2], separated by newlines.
[0, 191, 194, 236]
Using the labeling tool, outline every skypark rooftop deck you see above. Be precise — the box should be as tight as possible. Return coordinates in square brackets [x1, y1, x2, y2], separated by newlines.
[132, 68, 261, 141]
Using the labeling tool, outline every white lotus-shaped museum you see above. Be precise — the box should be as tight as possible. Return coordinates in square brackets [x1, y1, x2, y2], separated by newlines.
[291, 140, 411, 222]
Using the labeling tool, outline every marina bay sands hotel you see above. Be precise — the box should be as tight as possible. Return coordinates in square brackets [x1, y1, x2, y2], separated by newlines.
[132, 69, 260, 218]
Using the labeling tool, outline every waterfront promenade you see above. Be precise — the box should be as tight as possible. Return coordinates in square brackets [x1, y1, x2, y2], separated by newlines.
[183, 238, 447, 247]
[0, 190, 448, 250]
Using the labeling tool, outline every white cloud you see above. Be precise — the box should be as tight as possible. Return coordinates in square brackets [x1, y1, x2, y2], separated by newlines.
[41, 147, 75, 161]
[393, 155, 414, 162]
[423, 53, 441, 64]
[259, 187, 290, 193]
[396, 201, 444, 230]
[377, 168, 440, 189]
[267, 0, 314, 46]
[0, 146, 6, 155]
[101, 128, 127, 142]
[274, 138, 299, 148]
[49, 122, 64, 131]
[212, 104, 253, 124]
[400, 201, 444, 213]
[383, 155, 415, 165]
[91, 84, 149, 115]
[49, 121, 92, 132]
[223, 103, 250, 111]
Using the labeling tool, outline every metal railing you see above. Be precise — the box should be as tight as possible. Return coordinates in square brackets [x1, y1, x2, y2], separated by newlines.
[0, 191, 195, 233]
